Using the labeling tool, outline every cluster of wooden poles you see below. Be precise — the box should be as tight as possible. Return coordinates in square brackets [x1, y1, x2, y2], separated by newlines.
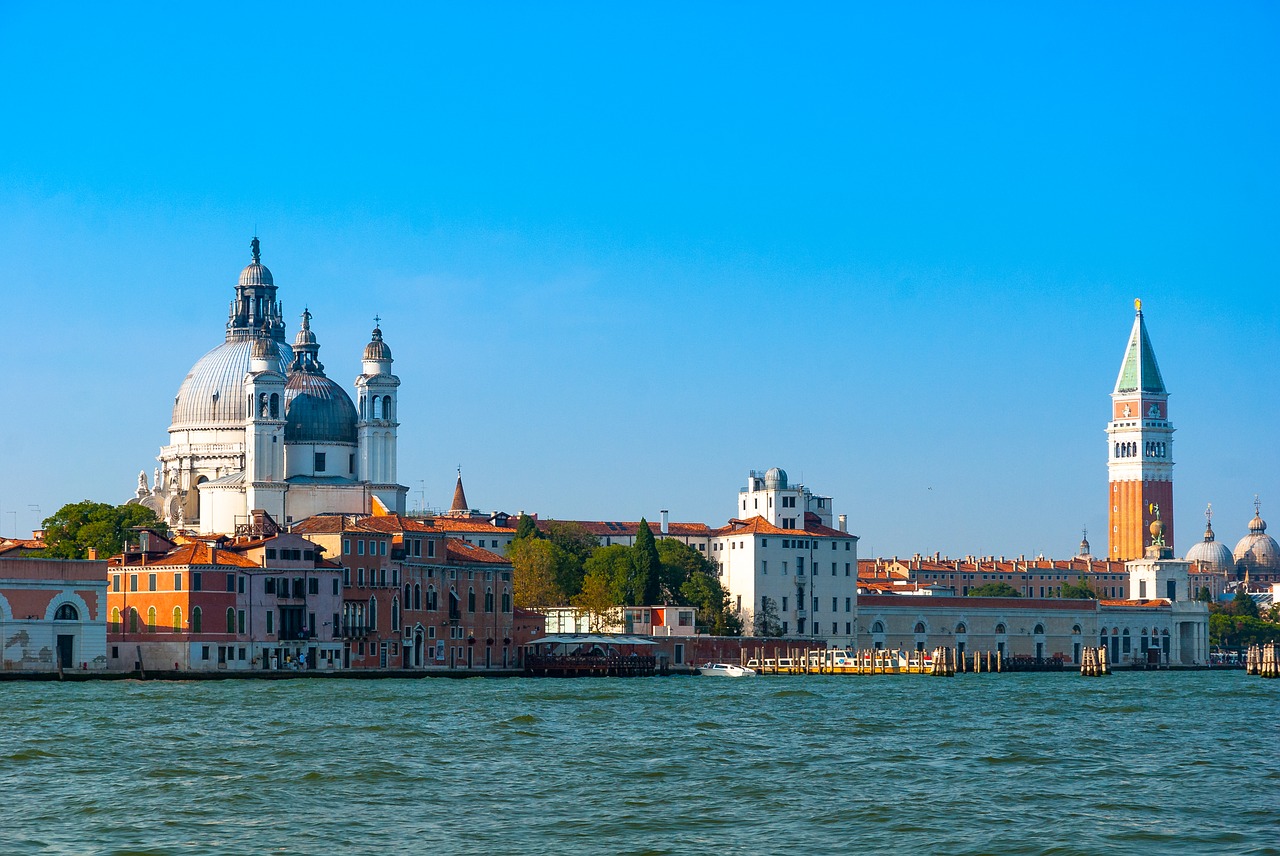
[1245, 643, 1279, 678]
[1079, 645, 1111, 676]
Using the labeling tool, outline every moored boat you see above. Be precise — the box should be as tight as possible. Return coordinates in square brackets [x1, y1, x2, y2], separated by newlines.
[698, 662, 757, 677]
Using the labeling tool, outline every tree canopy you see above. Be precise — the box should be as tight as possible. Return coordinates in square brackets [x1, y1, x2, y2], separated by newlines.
[967, 582, 1021, 598]
[1059, 579, 1098, 599]
[509, 538, 561, 609]
[40, 501, 167, 560]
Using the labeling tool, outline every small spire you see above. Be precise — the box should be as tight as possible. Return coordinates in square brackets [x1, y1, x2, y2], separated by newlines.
[449, 469, 469, 514]
[1134, 297, 1142, 314]
[251, 236, 261, 264]
[1204, 503, 1215, 541]
[373, 314, 381, 329]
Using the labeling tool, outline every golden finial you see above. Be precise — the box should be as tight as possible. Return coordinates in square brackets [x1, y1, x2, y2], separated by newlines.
[1134, 298, 1142, 312]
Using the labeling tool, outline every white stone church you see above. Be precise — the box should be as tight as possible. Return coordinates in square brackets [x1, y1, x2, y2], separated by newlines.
[130, 238, 407, 534]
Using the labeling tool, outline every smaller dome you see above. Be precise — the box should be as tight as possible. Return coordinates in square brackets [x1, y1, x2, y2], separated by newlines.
[1248, 512, 1267, 534]
[284, 373, 359, 445]
[239, 262, 274, 287]
[364, 326, 392, 362]
[1234, 504, 1280, 572]
[765, 467, 788, 490]
[250, 335, 274, 360]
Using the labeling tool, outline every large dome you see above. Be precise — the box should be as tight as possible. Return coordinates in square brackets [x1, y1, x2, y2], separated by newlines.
[171, 338, 294, 429]
[1233, 508, 1280, 573]
[284, 372, 358, 444]
[1186, 539, 1234, 573]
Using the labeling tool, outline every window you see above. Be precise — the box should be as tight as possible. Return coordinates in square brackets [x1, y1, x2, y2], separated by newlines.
[914, 622, 926, 634]
[845, 563, 851, 576]
[192, 607, 202, 634]
[314, 452, 326, 472]
[832, 562, 837, 576]
[357, 540, 365, 556]
[308, 578, 319, 595]
[147, 607, 157, 632]
[226, 574, 235, 592]
[845, 542, 851, 551]
[173, 606, 182, 632]
[485, 588, 494, 613]
[130, 574, 138, 592]
[332, 577, 339, 595]
[343, 539, 351, 554]
[781, 596, 788, 611]
[761, 560, 767, 575]
[379, 541, 387, 556]
[238, 610, 246, 634]
[392, 597, 400, 632]
[110, 607, 121, 632]
[129, 608, 139, 634]
[55, 603, 79, 621]
[357, 568, 365, 586]
[468, 588, 476, 612]
[265, 577, 276, 594]
[845, 597, 852, 612]
[266, 610, 274, 634]
[174, 573, 182, 591]
[112, 574, 120, 593]
[832, 597, 838, 612]
[192, 572, 202, 591]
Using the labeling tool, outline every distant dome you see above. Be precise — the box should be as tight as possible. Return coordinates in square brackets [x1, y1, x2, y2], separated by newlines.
[284, 373, 358, 445]
[1234, 506, 1280, 572]
[363, 326, 392, 362]
[250, 335, 274, 361]
[1186, 539, 1234, 574]
[765, 467, 788, 490]
[238, 261, 274, 287]
[171, 338, 294, 429]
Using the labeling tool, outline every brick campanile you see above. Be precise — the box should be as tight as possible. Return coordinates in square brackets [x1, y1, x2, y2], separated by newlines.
[1106, 299, 1175, 561]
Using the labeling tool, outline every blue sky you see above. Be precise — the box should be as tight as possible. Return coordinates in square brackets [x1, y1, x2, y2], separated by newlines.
[1, 3, 1276, 558]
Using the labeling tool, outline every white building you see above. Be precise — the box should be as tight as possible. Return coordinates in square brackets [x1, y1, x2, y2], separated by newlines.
[714, 468, 859, 643]
[131, 238, 408, 534]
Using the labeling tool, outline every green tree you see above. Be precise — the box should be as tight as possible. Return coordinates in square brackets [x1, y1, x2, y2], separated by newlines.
[40, 501, 167, 560]
[571, 571, 619, 632]
[680, 571, 743, 636]
[510, 538, 561, 609]
[1230, 589, 1260, 619]
[655, 538, 709, 602]
[753, 595, 782, 637]
[513, 513, 540, 543]
[967, 582, 1021, 598]
[629, 518, 661, 606]
[1060, 578, 1098, 599]
[583, 544, 636, 604]
[544, 521, 598, 599]
[1209, 613, 1280, 647]
[1196, 586, 1213, 602]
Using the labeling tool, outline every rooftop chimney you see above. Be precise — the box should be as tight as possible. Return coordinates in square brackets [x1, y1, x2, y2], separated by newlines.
[660, 510, 669, 535]
[837, 514, 847, 532]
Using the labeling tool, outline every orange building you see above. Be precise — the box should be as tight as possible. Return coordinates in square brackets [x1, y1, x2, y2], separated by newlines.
[1106, 300, 1175, 560]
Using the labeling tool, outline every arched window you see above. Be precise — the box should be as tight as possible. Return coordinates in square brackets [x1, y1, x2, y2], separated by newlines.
[1033, 623, 1045, 636]
[360, 396, 366, 419]
[129, 608, 139, 634]
[147, 606, 157, 632]
[426, 585, 438, 611]
[110, 607, 121, 633]
[226, 607, 236, 634]
[414, 584, 421, 611]
[468, 587, 476, 613]
[955, 622, 967, 634]
[404, 584, 412, 607]
[501, 590, 511, 613]
[392, 596, 401, 632]
[369, 597, 378, 630]
[871, 621, 885, 634]
[192, 606, 202, 634]
[173, 606, 182, 632]
[269, 393, 279, 419]
[54, 603, 79, 621]
[995, 623, 1006, 635]
[485, 587, 494, 613]
[382, 396, 392, 420]
[1072, 624, 1082, 635]
[913, 622, 926, 634]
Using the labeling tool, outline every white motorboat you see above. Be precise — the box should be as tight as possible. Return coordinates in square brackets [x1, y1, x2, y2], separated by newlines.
[698, 662, 757, 677]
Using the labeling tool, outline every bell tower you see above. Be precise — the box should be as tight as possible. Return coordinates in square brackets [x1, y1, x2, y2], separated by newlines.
[1106, 299, 1175, 560]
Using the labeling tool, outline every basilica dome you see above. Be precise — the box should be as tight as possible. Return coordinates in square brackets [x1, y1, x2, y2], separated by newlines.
[284, 373, 358, 445]
[170, 338, 294, 430]
[1185, 527, 1234, 573]
[1233, 504, 1280, 573]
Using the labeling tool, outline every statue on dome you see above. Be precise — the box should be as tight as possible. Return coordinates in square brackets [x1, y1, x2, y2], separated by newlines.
[251, 236, 261, 263]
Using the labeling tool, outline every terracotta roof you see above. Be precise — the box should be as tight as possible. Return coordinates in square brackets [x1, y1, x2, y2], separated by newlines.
[709, 516, 853, 539]
[1099, 599, 1170, 608]
[536, 520, 713, 538]
[857, 594, 1100, 611]
[356, 514, 437, 534]
[444, 538, 508, 565]
[145, 542, 260, 568]
[421, 517, 517, 534]
[290, 515, 385, 535]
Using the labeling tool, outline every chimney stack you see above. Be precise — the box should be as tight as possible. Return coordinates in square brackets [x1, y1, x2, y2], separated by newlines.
[837, 514, 847, 532]
[660, 510, 669, 535]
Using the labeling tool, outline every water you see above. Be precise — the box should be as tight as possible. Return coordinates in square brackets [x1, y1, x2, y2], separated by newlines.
[0, 672, 1275, 855]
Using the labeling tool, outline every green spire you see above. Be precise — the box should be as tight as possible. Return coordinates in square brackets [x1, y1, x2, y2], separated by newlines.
[1114, 299, 1166, 395]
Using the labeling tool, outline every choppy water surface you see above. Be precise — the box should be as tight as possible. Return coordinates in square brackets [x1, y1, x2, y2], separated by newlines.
[0, 672, 1275, 855]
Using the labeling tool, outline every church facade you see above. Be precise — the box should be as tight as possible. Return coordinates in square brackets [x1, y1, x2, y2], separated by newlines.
[131, 239, 407, 534]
